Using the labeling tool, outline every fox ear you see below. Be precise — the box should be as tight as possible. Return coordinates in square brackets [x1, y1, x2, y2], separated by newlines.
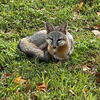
[58, 22, 67, 34]
[46, 22, 54, 33]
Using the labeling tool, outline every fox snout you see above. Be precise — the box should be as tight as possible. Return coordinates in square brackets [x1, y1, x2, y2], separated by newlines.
[52, 46, 57, 52]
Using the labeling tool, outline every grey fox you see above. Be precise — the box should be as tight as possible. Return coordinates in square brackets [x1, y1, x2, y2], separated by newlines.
[18, 22, 74, 62]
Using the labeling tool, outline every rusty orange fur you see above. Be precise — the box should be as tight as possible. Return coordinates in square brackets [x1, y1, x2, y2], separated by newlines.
[48, 36, 69, 59]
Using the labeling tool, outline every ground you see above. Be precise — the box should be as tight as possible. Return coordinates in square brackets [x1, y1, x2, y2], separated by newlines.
[0, 0, 100, 100]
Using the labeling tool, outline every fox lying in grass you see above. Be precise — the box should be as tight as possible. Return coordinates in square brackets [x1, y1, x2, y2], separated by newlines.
[18, 22, 74, 70]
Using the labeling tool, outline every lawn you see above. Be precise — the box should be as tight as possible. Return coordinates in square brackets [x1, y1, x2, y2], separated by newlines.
[0, 0, 100, 100]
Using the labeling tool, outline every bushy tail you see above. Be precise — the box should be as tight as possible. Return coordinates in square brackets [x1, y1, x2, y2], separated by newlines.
[18, 38, 31, 54]
[18, 38, 49, 61]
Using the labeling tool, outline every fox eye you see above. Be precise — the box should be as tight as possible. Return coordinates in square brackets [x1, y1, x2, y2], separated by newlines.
[57, 39, 66, 46]
[48, 37, 53, 40]
[57, 38, 62, 41]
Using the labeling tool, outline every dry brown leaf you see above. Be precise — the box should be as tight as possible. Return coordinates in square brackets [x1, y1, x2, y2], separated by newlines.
[14, 76, 22, 84]
[95, 72, 100, 84]
[78, 2, 84, 10]
[95, 72, 100, 77]
[26, 82, 31, 91]
[37, 82, 47, 92]
[97, 12, 100, 16]
[83, 24, 100, 30]
[95, 24, 100, 29]
[14, 76, 26, 84]
[96, 77, 100, 83]
[92, 30, 100, 38]
[73, 10, 79, 20]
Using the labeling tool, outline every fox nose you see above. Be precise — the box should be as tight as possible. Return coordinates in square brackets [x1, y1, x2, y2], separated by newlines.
[53, 46, 56, 49]
[53, 46, 57, 52]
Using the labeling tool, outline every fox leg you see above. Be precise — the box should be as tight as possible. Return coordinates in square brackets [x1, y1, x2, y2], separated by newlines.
[67, 56, 72, 72]
[18, 38, 50, 61]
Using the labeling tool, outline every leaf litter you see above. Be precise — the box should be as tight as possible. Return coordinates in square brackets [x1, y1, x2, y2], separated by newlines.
[78, 2, 84, 10]
[97, 12, 100, 16]
[14, 76, 26, 84]
[37, 82, 47, 92]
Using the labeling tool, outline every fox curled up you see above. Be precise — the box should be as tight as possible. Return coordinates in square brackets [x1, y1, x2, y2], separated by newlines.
[18, 22, 74, 71]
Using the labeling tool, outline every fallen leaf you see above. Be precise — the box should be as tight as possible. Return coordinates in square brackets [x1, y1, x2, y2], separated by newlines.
[95, 72, 100, 84]
[26, 82, 31, 91]
[82, 26, 94, 31]
[83, 24, 100, 31]
[37, 82, 47, 92]
[96, 77, 100, 83]
[97, 12, 100, 16]
[78, 2, 84, 10]
[95, 72, 100, 77]
[95, 24, 100, 29]
[73, 10, 79, 20]
[14, 76, 22, 84]
[82, 65, 90, 73]
[92, 30, 100, 38]
[14, 76, 26, 84]
[83, 25, 100, 38]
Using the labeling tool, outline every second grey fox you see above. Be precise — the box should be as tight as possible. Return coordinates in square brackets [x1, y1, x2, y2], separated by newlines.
[18, 22, 74, 62]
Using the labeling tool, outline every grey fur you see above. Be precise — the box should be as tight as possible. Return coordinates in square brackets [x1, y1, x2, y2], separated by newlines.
[50, 32, 74, 60]
[67, 32, 74, 55]
[18, 23, 74, 61]
[46, 31, 66, 48]
[18, 30, 49, 61]
[27, 30, 47, 48]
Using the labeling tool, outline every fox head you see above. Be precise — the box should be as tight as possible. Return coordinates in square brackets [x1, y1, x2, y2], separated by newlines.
[46, 22, 68, 52]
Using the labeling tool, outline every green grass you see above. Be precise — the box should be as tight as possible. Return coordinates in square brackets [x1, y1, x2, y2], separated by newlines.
[0, 0, 100, 100]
